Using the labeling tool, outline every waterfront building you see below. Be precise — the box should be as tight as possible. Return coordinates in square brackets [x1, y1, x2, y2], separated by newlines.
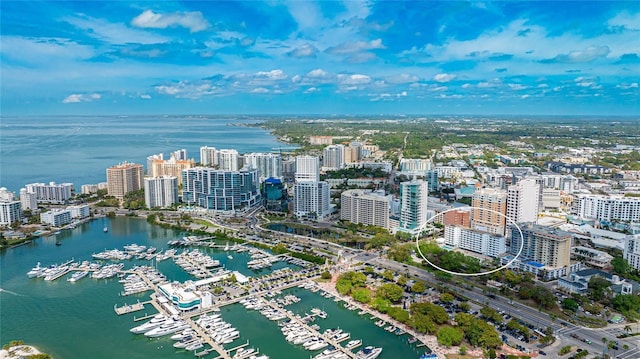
[144, 176, 179, 209]
[68, 204, 90, 219]
[309, 135, 332, 145]
[245, 153, 282, 181]
[295, 155, 320, 182]
[624, 234, 640, 271]
[40, 208, 72, 227]
[293, 181, 331, 220]
[341, 189, 390, 229]
[172, 149, 188, 161]
[575, 194, 640, 223]
[510, 223, 572, 269]
[217, 149, 240, 171]
[397, 180, 429, 235]
[146, 153, 163, 175]
[507, 178, 540, 224]
[182, 167, 260, 212]
[24, 182, 74, 204]
[262, 177, 287, 212]
[0, 201, 22, 226]
[558, 269, 638, 296]
[106, 162, 144, 200]
[150, 155, 195, 185]
[472, 187, 507, 235]
[0, 188, 15, 202]
[158, 281, 214, 312]
[19, 188, 38, 211]
[322, 144, 345, 171]
[199, 146, 217, 166]
[80, 183, 107, 194]
[444, 225, 506, 257]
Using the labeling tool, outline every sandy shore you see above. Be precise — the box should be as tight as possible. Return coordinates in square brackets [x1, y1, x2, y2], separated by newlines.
[0, 345, 42, 359]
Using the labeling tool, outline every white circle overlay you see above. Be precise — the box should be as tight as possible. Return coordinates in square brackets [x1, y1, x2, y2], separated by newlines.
[414, 206, 524, 277]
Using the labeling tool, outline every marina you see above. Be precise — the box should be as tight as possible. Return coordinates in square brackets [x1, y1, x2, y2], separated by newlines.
[2, 217, 431, 359]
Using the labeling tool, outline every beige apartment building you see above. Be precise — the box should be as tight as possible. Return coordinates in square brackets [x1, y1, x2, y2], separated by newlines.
[106, 162, 144, 199]
[471, 187, 507, 235]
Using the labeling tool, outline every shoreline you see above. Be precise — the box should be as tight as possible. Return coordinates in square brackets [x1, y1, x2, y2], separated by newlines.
[0, 345, 43, 359]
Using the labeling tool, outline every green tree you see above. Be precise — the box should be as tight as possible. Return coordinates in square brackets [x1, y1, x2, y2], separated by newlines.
[611, 257, 631, 275]
[440, 292, 454, 303]
[411, 281, 426, 293]
[352, 288, 371, 304]
[396, 275, 408, 286]
[561, 298, 579, 312]
[320, 271, 332, 280]
[437, 326, 464, 347]
[376, 283, 404, 303]
[382, 269, 395, 281]
[588, 276, 612, 302]
[411, 313, 437, 334]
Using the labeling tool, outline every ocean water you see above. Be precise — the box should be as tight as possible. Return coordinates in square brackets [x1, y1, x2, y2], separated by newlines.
[0, 217, 426, 358]
[0, 116, 294, 192]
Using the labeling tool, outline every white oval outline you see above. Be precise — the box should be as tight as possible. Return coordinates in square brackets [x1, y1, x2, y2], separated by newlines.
[414, 206, 524, 277]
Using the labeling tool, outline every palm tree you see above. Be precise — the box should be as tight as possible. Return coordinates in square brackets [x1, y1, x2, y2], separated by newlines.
[623, 324, 632, 335]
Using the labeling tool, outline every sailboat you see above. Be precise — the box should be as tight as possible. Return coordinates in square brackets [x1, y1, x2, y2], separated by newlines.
[103, 226, 108, 233]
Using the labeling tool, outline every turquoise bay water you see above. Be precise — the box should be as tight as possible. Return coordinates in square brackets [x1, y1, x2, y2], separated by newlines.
[0, 218, 424, 358]
[0, 116, 295, 192]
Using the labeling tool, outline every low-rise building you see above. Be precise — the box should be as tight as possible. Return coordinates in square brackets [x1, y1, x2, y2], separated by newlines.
[0, 201, 22, 226]
[571, 246, 613, 268]
[68, 204, 90, 219]
[41, 209, 72, 227]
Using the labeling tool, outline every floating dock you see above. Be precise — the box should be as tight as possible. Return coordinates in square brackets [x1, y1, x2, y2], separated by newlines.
[114, 302, 145, 315]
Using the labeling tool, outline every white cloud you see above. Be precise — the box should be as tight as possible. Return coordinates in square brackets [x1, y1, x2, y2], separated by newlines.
[433, 73, 456, 82]
[326, 39, 385, 54]
[304, 87, 319, 94]
[62, 93, 101, 103]
[1, 36, 94, 65]
[250, 87, 270, 93]
[131, 10, 210, 33]
[544, 46, 610, 63]
[384, 73, 419, 84]
[608, 11, 640, 31]
[307, 69, 330, 78]
[140, 94, 152, 99]
[287, 44, 318, 58]
[508, 84, 528, 90]
[65, 14, 169, 45]
[338, 74, 371, 85]
[617, 82, 639, 89]
[155, 81, 220, 99]
[255, 69, 288, 80]
[521, 94, 530, 99]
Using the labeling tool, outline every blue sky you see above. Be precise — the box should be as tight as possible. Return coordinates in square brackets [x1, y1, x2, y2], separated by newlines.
[1, 1, 638, 116]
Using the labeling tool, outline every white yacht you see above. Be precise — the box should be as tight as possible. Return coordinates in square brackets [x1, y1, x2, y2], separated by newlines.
[185, 340, 204, 351]
[130, 316, 167, 334]
[145, 320, 189, 337]
[344, 339, 362, 350]
[27, 262, 45, 278]
[68, 270, 89, 282]
[356, 346, 382, 359]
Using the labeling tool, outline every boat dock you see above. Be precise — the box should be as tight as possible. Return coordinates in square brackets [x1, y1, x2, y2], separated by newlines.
[114, 301, 149, 315]
[262, 298, 358, 359]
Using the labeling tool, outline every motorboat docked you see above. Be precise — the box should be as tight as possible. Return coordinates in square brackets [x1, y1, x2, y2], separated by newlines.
[129, 315, 167, 334]
[356, 346, 382, 359]
[344, 339, 362, 350]
[27, 262, 45, 278]
[145, 320, 189, 337]
[68, 270, 89, 282]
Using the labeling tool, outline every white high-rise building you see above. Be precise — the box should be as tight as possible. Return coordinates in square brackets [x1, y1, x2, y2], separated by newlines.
[144, 176, 179, 209]
[217, 149, 239, 171]
[295, 156, 320, 182]
[40, 209, 72, 227]
[24, 182, 74, 204]
[19, 188, 38, 211]
[293, 181, 331, 219]
[172, 149, 188, 161]
[398, 180, 429, 234]
[575, 195, 640, 223]
[200, 146, 218, 166]
[68, 204, 90, 219]
[146, 153, 163, 175]
[0, 201, 22, 226]
[341, 189, 390, 229]
[244, 153, 282, 181]
[400, 158, 433, 172]
[0, 188, 15, 202]
[507, 178, 540, 224]
[624, 235, 640, 271]
[322, 144, 345, 171]
[444, 225, 506, 257]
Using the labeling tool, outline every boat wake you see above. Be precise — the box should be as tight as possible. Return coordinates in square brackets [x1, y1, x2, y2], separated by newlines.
[0, 288, 24, 296]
